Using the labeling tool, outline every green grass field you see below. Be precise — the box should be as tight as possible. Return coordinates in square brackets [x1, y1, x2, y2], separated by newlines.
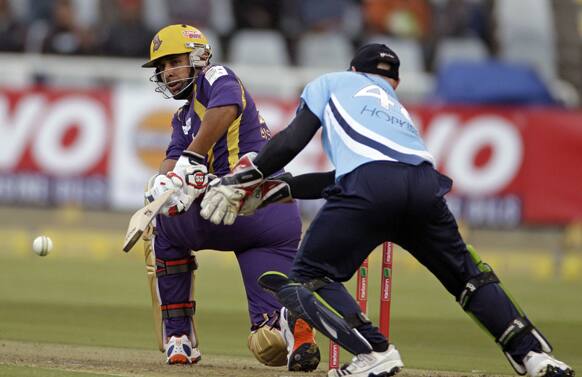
[1, 244, 581, 377]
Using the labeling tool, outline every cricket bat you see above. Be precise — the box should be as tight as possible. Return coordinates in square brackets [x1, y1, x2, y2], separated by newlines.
[122, 189, 176, 253]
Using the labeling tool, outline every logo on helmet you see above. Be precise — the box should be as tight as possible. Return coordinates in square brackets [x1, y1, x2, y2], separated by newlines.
[182, 30, 201, 39]
[153, 34, 162, 52]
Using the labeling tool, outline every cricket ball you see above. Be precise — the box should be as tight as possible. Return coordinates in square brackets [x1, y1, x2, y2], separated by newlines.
[32, 235, 53, 257]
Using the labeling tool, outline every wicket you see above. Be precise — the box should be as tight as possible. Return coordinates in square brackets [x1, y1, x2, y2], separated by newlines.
[328, 242, 394, 369]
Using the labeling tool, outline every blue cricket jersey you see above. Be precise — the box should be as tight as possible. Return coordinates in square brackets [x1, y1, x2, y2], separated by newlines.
[300, 71, 434, 180]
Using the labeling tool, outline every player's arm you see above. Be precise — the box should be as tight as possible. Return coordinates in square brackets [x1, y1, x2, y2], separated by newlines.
[170, 72, 242, 200]
[163, 105, 237, 203]
[159, 159, 177, 174]
[185, 105, 238, 156]
[278, 170, 335, 199]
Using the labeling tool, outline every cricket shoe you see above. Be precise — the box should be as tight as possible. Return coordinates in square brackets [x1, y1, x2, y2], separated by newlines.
[328, 344, 403, 377]
[165, 335, 202, 364]
[280, 307, 320, 371]
[523, 351, 575, 377]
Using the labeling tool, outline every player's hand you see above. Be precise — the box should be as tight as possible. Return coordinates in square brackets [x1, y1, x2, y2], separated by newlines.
[147, 175, 194, 216]
[171, 151, 209, 200]
[200, 152, 264, 225]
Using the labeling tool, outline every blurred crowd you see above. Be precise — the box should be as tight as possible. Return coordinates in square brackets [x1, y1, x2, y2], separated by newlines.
[0, 0, 496, 71]
[1, 0, 581, 101]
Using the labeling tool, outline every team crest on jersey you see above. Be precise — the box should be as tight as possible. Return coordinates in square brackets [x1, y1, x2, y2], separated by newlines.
[152, 34, 162, 52]
[183, 117, 191, 135]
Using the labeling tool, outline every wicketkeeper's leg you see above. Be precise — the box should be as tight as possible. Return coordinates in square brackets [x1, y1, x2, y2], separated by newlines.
[258, 196, 393, 357]
[396, 196, 555, 375]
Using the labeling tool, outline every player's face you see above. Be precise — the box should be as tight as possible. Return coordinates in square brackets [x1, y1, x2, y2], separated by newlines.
[157, 54, 192, 95]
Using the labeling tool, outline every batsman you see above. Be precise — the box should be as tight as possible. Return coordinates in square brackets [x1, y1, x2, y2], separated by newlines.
[200, 44, 575, 377]
[138, 24, 320, 371]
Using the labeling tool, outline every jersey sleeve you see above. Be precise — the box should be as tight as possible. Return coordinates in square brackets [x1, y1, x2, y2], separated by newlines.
[299, 74, 331, 122]
[165, 107, 189, 160]
[201, 65, 244, 113]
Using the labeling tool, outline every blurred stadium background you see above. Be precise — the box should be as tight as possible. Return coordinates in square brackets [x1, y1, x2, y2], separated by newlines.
[1, 0, 581, 376]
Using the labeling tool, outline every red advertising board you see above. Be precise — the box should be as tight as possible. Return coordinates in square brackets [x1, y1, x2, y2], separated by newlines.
[1, 86, 581, 225]
[408, 105, 582, 225]
[0, 87, 112, 206]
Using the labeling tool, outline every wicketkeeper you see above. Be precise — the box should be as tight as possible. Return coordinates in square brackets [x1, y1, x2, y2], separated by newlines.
[138, 24, 319, 371]
[200, 44, 575, 377]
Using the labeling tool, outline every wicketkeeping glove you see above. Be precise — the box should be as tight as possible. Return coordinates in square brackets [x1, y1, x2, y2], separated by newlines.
[200, 180, 246, 225]
[200, 152, 264, 225]
[171, 151, 210, 200]
[239, 177, 292, 216]
[201, 154, 294, 225]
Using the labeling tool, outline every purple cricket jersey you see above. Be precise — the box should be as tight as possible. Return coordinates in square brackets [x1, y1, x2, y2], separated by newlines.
[166, 64, 272, 176]
[154, 64, 302, 334]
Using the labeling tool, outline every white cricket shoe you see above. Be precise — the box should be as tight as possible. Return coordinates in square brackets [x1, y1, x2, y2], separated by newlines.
[165, 335, 202, 364]
[328, 344, 403, 377]
[523, 351, 575, 377]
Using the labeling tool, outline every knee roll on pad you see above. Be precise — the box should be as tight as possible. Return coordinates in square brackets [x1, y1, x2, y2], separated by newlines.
[247, 324, 287, 366]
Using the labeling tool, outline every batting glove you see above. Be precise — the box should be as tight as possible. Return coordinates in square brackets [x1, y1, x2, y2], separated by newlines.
[171, 151, 210, 200]
[147, 174, 194, 216]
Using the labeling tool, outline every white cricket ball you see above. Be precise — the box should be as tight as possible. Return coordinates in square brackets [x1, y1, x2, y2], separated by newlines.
[32, 235, 53, 257]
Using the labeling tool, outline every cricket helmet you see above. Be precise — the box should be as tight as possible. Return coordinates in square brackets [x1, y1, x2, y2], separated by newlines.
[143, 24, 212, 99]
[142, 24, 212, 69]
